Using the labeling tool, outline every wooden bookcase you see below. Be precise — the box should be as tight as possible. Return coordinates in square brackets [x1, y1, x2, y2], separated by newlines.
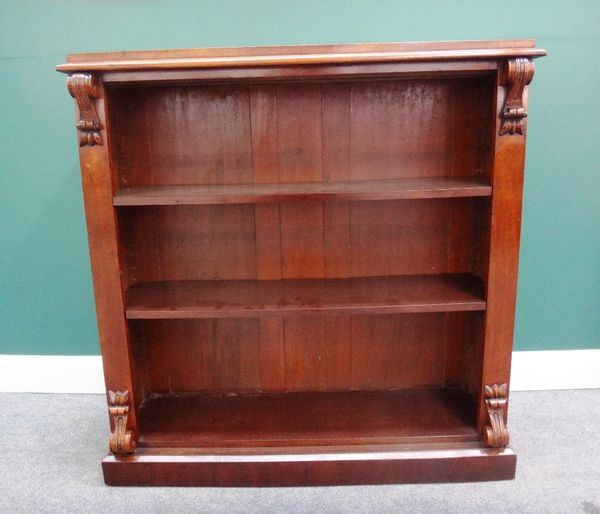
[58, 40, 545, 486]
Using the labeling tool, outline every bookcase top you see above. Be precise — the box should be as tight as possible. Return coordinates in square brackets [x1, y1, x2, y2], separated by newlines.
[57, 39, 546, 73]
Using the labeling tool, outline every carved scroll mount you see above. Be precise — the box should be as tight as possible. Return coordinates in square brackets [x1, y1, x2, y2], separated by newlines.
[66, 73, 103, 146]
[500, 58, 535, 136]
[108, 390, 136, 455]
[483, 383, 510, 448]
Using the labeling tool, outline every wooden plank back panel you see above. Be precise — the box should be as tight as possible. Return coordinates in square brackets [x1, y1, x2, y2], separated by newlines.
[275, 82, 325, 280]
[130, 312, 472, 394]
[110, 77, 492, 188]
[324, 202, 352, 278]
[250, 85, 279, 181]
[258, 318, 286, 392]
[131, 319, 261, 393]
[449, 76, 495, 178]
[119, 199, 486, 283]
[251, 84, 283, 282]
[444, 312, 485, 395]
[349, 199, 485, 277]
[110, 86, 254, 186]
[349, 81, 452, 179]
[276, 83, 323, 182]
[350, 314, 447, 389]
[280, 203, 325, 279]
[447, 197, 490, 278]
[283, 317, 348, 391]
[322, 83, 351, 181]
[119, 205, 257, 282]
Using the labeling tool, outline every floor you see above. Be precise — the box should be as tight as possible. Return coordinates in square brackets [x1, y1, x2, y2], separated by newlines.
[1, 390, 599, 514]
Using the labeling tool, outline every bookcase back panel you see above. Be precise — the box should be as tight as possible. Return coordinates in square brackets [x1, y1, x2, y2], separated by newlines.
[444, 312, 485, 396]
[130, 313, 452, 395]
[119, 198, 488, 283]
[109, 77, 493, 187]
[119, 204, 258, 284]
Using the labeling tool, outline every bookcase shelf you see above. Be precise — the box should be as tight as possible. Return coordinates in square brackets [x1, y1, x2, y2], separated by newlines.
[60, 39, 544, 486]
[137, 389, 479, 448]
[113, 177, 492, 206]
[125, 274, 486, 319]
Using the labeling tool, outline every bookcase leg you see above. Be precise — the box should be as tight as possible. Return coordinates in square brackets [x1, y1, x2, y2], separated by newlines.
[483, 383, 510, 448]
[108, 390, 137, 455]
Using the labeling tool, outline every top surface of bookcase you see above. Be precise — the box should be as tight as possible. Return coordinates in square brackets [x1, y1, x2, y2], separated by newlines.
[56, 39, 546, 72]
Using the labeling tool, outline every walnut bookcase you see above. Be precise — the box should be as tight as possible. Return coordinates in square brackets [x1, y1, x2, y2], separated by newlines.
[58, 40, 545, 486]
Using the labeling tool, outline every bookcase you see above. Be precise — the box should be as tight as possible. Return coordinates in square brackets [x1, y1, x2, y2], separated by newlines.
[58, 40, 545, 486]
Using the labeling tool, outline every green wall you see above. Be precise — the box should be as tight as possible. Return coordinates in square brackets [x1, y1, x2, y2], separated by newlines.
[1, 1, 599, 355]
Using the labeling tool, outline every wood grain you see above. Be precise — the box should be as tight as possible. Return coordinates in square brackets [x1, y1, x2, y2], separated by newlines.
[119, 199, 487, 283]
[125, 274, 486, 319]
[137, 388, 478, 447]
[477, 62, 534, 430]
[100, 61, 501, 85]
[57, 39, 545, 72]
[119, 205, 257, 282]
[102, 447, 517, 486]
[350, 314, 447, 389]
[72, 77, 139, 431]
[113, 177, 492, 206]
[129, 313, 477, 394]
[109, 79, 494, 188]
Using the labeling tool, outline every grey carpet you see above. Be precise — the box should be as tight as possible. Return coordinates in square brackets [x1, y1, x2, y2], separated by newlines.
[0, 390, 599, 513]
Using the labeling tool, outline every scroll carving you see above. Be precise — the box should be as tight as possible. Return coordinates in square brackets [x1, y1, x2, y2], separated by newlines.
[499, 58, 535, 136]
[66, 73, 103, 146]
[483, 383, 510, 448]
[108, 390, 136, 455]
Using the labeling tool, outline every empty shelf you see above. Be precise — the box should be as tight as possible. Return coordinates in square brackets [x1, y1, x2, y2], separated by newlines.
[125, 274, 486, 319]
[138, 388, 479, 448]
[114, 177, 492, 206]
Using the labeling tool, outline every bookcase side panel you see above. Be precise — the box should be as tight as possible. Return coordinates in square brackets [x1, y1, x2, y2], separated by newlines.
[478, 59, 533, 435]
[68, 74, 139, 437]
